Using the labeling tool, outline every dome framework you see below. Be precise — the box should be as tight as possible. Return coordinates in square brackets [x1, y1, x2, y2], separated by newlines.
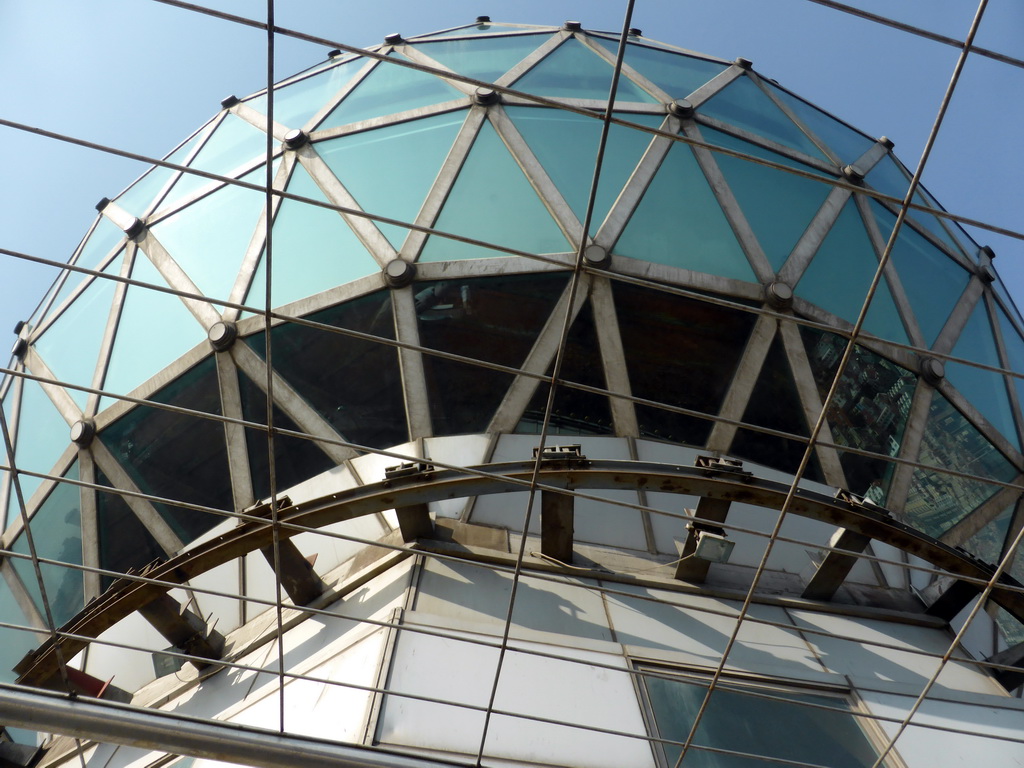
[1, 15, 1024, 768]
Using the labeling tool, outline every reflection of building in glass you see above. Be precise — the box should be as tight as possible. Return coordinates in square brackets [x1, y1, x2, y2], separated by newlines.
[2, 19, 1024, 768]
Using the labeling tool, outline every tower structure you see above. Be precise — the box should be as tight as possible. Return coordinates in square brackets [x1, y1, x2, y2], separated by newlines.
[2, 19, 1024, 768]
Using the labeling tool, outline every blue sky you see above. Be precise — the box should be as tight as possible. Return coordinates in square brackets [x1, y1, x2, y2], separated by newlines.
[1, 0, 1021, 349]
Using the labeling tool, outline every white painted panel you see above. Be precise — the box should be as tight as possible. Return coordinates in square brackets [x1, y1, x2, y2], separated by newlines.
[575, 490, 648, 551]
[379, 630, 654, 768]
[950, 596, 999, 664]
[425, 434, 491, 519]
[414, 558, 612, 643]
[351, 441, 422, 531]
[470, 491, 539, 534]
[645, 490, 699, 556]
[862, 690, 1024, 766]
[282, 462, 358, 505]
[789, 610, 1003, 696]
[634, 439, 703, 467]
[605, 585, 823, 677]
[291, 513, 388, 576]
[872, 541, 908, 591]
[190, 560, 242, 634]
[87, 609, 174, 693]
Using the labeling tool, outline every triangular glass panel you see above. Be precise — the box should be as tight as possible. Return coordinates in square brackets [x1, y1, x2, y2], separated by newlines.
[700, 75, 829, 162]
[10, 461, 83, 627]
[319, 111, 465, 249]
[516, 299, 613, 436]
[593, 38, 727, 99]
[413, 34, 546, 83]
[245, 57, 366, 130]
[0, 395, 11, 530]
[151, 163, 272, 303]
[962, 498, 1015, 565]
[417, 273, 568, 435]
[244, 162, 380, 313]
[319, 53, 463, 131]
[0, 575, 39, 686]
[42, 217, 124, 325]
[613, 132, 754, 282]
[162, 114, 269, 208]
[419, 120, 572, 262]
[947, 299, 1019, 449]
[34, 261, 119, 410]
[237, 368, 336, 501]
[95, 465, 167, 591]
[731, 335, 824, 482]
[507, 107, 660, 233]
[996, 305, 1024, 418]
[100, 255, 206, 409]
[512, 38, 657, 102]
[245, 290, 407, 450]
[865, 155, 966, 257]
[115, 132, 206, 217]
[872, 201, 970, 346]
[416, 23, 549, 40]
[906, 391, 1017, 538]
[703, 126, 833, 272]
[766, 83, 875, 164]
[613, 279, 757, 446]
[100, 356, 230, 542]
[6, 377, 70, 519]
[796, 199, 909, 344]
[799, 326, 914, 500]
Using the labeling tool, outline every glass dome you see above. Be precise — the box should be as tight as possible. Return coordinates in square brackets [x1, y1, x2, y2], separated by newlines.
[2, 20, 1023, 665]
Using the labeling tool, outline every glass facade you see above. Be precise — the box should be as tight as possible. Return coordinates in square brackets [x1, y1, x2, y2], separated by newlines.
[3, 22, 1023, 680]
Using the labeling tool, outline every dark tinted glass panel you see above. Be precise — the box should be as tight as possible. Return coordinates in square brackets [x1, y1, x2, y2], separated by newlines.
[905, 391, 1018, 538]
[100, 356, 231, 542]
[730, 335, 823, 482]
[417, 273, 567, 435]
[800, 327, 915, 500]
[962, 498, 1015, 565]
[614, 282, 756, 446]
[246, 290, 406, 450]
[644, 672, 881, 768]
[237, 369, 336, 500]
[11, 463, 83, 627]
[0, 579, 39, 684]
[516, 300, 613, 436]
[95, 466, 166, 591]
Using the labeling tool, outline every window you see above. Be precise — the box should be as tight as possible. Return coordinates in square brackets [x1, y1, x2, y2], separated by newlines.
[638, 666, 894, 767]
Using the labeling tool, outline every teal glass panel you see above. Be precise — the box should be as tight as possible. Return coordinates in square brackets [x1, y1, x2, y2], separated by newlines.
[767, 83, 875, 163]
[731, 335, 824, 483]
[512, 38, 657, 102]
[614, 280, 757, 446]
[872, 202, 970, 346]
[164, 114, 269, 207]
[996, 305, 1024, 416]
[100, 357, 230, 542]
[8, 378, 69, 516]
[0, 578, 40, 684]
[319, 111, 465, 249]
[1, 395, 10, 530]
[151, 164, 268, 301]
[703, 126, 833, 272]
[906, 392, 1018, 538]
[700, 75, 829, 162]
[801, 327, 915, 500]
[594, 38, 727, 99]
[319, 53, 463, 131]
[34, 263, 118, 410]
[417, 274, 567, 435]
[962, 499, 1015, 564]
[507, 107, 661, 232]
[947, 299, 1019, 449]
[414, 35, 546, 83]
[43, 217, 124, 323]
[915, 183, 970, 258]
[796, 199, 909, 343]
[100, 255, 205, 409]
[245, 290, 407, 449]
[613, 134, 753, 282]
[645, 672, 882, 768]
[11, 462, 83, 627]
[419, 120, 572, 262]
[516, 300, 613, 436]
[246, 57, 365, 130]
[244, 163, 379, 313]
[115, 134, 203, 217]
[95, 466, 166, 591]
[865, 155, 964, 256]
